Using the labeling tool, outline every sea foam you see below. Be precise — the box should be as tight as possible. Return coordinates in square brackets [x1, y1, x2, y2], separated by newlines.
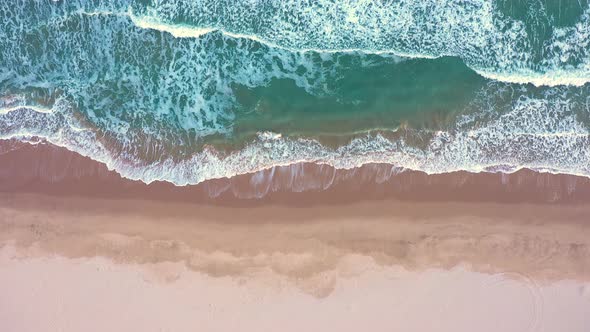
[1, 84, 589, 185]
[122, 0, 590, 86]
[3, 0, 590, 86]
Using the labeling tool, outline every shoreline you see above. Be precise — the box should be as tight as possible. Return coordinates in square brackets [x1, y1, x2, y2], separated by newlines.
[2, 140, 590, 205]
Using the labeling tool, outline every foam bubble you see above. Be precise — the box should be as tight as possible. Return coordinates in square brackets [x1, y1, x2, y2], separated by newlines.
[0, 106, 54, 115]
[128, 9, 215, 38]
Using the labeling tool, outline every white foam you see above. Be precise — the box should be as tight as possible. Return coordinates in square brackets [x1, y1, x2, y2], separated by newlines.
[125, 9, 439, 59]
[477, 69, 590, 87]
[128, 10, 215, 38]
[0, 105, 54, 115]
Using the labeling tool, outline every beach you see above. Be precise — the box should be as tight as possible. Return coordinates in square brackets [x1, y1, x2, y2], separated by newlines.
[1, 143, 590, 331]
[1, 142, 590, 332]
[1, 190, 590, 331]
[3, 1, 590, 330]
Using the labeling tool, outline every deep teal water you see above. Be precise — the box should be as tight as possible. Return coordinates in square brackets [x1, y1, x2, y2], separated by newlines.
[0, 0, 589, 185]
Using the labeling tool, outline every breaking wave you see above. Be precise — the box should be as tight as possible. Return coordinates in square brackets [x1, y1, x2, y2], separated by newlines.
[1, 84, 589, 185]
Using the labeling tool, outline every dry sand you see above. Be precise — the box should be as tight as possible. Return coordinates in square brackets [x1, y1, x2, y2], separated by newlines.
[1, 246, 589, 332]
[0, 193, 589, 331]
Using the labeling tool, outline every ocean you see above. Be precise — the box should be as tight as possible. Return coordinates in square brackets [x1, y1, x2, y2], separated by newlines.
[1, 0, 589, 186]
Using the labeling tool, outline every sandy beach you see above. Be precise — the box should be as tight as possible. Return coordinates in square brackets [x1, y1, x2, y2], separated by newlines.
[0, 142, 590, 331]
[1, 190, 589, 331]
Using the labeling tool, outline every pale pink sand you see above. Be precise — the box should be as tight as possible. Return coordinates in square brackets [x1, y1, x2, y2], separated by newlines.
[0, 246, 589, 332]
[1, 193, 589, 331]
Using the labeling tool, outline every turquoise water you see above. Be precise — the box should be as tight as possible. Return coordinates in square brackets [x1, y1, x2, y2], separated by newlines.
[0, 0, 589, 185]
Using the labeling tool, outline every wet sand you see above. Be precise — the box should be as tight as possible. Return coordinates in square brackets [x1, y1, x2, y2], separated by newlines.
[2, 139, 590, 204]
[1, 192, 590, 284]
